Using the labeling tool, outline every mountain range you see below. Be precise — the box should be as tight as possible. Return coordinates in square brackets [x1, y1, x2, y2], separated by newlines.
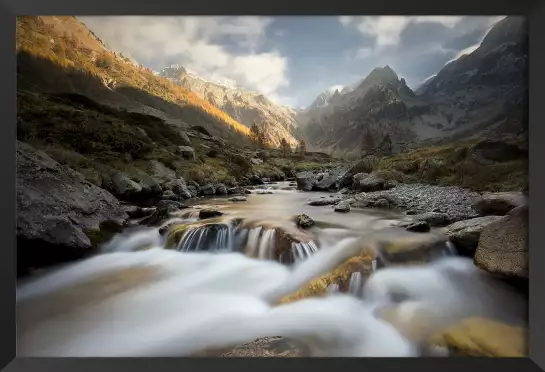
[296, 16, 527, 153]
[16, 16, 527, 154]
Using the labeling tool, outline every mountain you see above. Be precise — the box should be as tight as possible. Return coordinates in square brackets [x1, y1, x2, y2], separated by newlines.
[299, 16, 527, 154]
[16, 16, 251, 143]
[159, 65, 300, 148]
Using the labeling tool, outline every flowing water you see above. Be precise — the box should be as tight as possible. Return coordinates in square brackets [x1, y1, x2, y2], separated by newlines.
[16, 182, 527, 357]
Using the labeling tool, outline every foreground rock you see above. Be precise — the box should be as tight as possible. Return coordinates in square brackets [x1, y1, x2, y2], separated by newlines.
[16, 141, 127, 272]
[473, 192, 526, 216]
[474, 204, 528, 279]
[430, 317, 527, 357]
[163, 178, 192, 199]
[444, 216, 503, 256]
[295, 214, 315, 229]
[219, 337, 302, 357]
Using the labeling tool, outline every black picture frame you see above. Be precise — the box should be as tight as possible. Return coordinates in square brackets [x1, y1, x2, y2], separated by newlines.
[3, 0, 543, 371]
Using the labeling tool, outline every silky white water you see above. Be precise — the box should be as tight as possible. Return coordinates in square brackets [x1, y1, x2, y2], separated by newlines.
[16, 224, 526, 357]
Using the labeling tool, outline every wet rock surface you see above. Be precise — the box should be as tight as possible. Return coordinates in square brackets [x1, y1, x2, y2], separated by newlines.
[445, 216, 503, 256]
[473, 192, 526, 216]
[474, 204, 528, 279]
[295, 214, 315, 229]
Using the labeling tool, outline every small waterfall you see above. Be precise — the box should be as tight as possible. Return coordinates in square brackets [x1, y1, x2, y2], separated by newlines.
[177, 223, 235, 252]
[444, 241, 457, 256]
[258, 229, 276, 260]
[371, 259, 377, 272]
[348, 272, 363, 297]
[292, 241, 319, 262]
[246, 227, 263, 257]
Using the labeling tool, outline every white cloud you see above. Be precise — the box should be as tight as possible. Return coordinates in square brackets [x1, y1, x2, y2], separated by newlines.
[77, 16, 289, 98]
[340, 16, 463, 49]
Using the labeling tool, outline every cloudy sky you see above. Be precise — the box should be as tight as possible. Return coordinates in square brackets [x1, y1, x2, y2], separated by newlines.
[78, 16, 505, 108]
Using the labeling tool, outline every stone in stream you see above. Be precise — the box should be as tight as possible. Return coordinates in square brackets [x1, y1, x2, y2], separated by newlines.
[228, 196, 247, 202]
[199, 209, 224, 220]
[296, 171, 317, 192]
[444, 216, 503, 256]
[374, 199, 390, 208]
[473, 192, 526, 216]
[353, 172, 386, 192]
[405, 221, 431, 233]
[334, 202, 351, 213]
[474, 204, 528, 279]
[412, 212, 450, 227]
[256, 190, 274, 195]
[308, 197, 341, 206]
[295, 214, 315, 229]
[16, 141, 128, 273]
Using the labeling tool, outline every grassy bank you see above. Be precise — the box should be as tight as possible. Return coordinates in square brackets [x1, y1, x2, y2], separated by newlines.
[349, 139, 527, 192]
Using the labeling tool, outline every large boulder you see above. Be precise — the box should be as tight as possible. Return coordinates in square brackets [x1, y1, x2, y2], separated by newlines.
[444, 216, 503, 256]
[132, 171, 163, 197]
[413, 212, 450, 227]
[473, 192, 526, 216]
[296, 172, 317, 192]
[177, 146, 196, 160]
[16, 141, 127, 272]
[250, 175, 265, 185]
[474, 204, 528, 279]
[334, 202, 351, 213]
[353, 172, 386, 192]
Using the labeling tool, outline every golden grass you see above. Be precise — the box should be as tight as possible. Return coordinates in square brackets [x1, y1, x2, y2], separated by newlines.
[280, 254, 374, 304]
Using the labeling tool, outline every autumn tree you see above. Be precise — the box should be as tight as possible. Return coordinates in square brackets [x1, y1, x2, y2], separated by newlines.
[279, 138, 291, 157]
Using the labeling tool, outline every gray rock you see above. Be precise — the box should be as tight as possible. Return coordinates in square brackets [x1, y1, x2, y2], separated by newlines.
[314, 173, 339, 191]
[474, 204, 528, 279]
[354, 172, 386, 192]
[251, 158, 263, 165]
[228, 196, 247, 202]
[148, 160, 177, 183]
[445, 216, 503, 255]
[256, 190, 274, 195]
[295, 214, 315, 229]
[308, 197, 342, 206]
[157, 200, 187, 212]
[405, 221, 431, 233]
[163, 178, 192, 199]
[199, 209, 224, 219]
[296, 171, 317, 192]
[473, 192, 526, 216]
[177, 146, 196, 160]
[215, 183, 228, 195]
[200, 184, 216, 196]
[176, 130, 192, 146]
[413, 212, 450, 227]
[161, 190, 180, 201]
[334, 202, 351, 213]
[16, 141, 127, 271]
[374, 199, 390, 208]
[111, 172, 143, 199]
[339, 172, 354, 188]
[125, 206, 156, 219]
[187, 185, 199, 198]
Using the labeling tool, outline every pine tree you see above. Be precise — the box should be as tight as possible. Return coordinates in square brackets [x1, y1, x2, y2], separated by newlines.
[250, 122, 261, 148]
